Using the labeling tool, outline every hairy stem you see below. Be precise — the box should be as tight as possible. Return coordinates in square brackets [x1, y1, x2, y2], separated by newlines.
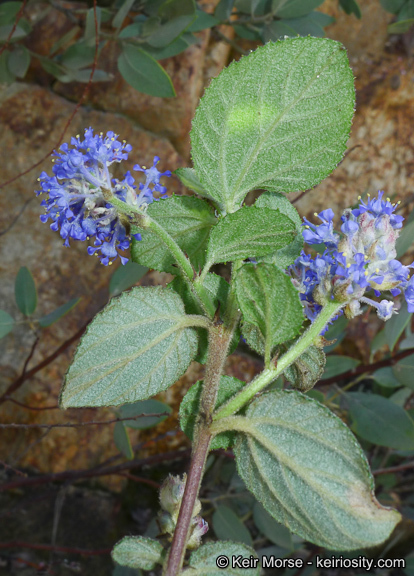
[213, 300, 343, 420]
[109, 196, 216, 317]
[164, 320, 239, 575]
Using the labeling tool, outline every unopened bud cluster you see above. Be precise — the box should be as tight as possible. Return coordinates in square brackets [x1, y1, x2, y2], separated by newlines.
[36, 128, 171, 265]
[289, 192, 414, 330]
[158, 474, 208, 549]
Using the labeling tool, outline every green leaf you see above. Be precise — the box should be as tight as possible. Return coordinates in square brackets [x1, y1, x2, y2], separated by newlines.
[214, 0, 235, 20]
[38, 297, 80, 328]
[388, 18, 414, 33]
[113, 422, 134, 459]
[7, 45, 30, 78]
[380, 0, 406, 13]
[205, 206, 296, 267]
[235, 263, 303, 362]
[191, 37, 355, 212]
[0, 2, 22, 24]
[282, 11, 335, 37]
[180, 376, 246, 449]
[253, 502, 294, 550]
[60, 287, 200, 407]
[15, 266, 37, 316]
[119, 399, 171, 429]
[113, 0, 136, 29]
[84, 6, 101, 46]
[168, 272, 236, 363]
[37, 55, 68, 80]
[323, 355, 359, 378]
[118, 45, 176, 98]
[385, 300, 411, 351]
[131, 196, 217, 273]
[397, 219, 414, 257]
[118, 23, 141, 38]
[0, 24, 27, 41]
[109, 261, 148, 297]
[145, 0, 196, 48]
[188, 8, 220, 31]
[188, 541, 260, 576]
[212, 505, 252, 546]
[0, 51, 14, 83]
[60, 42, 96, 69]
[372, 366, 401, 388]
[274, 0, 324, 18]
[392, 353, 414, 390]
[346, 392, 414, 450]
[174, 167, 215, 202]
[111, 536, 164, 570]
[158, 0, 196, 20]
[0, 310, 14, 339]
[262, 20, 297, 42]
[142, 32, 198, 60]
[232, 389, 401, 549]
[339, 0, 362, 18]
[255, 192, 303, 268]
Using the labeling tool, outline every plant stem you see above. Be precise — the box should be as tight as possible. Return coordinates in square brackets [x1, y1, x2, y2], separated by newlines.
[213, 300, 343, 420]
[109, 196, 216, 318]
[163, 320, 239, 575]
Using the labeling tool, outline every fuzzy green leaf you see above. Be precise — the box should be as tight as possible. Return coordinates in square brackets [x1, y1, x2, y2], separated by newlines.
[174, 167, 215, 202]
[232, 390, 401, 549]
[15, 266, 37, 316]
[235, 263, 303, 361]
[188, 541, 260, 576]
[205, 206, 296, 267]
[131, 196, 217, 274]
[61, 287, 200, 407]
[255, 192, 303, 268]
[191, 37, 355, 212]
[112, 536, 164, 570]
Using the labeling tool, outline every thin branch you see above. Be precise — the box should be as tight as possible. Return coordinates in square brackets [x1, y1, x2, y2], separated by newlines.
[0, 460, 27, 478]
[3, 397, 59, 411]
[0, 0, 99, 191]
[116, 472, 161, 489]
[0, 448, 191, 492]
[0, 197, 34, 237]
[211, 28, 249, 56]
[0, 0, 27, 57]
[320, 346, 414, 386]
[373, 460, 414, 476]
[0, 412, 169, 430]
[0, 319, 91, 405]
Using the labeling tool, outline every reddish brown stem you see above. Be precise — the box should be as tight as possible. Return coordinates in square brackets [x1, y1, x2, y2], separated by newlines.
[164, 323, 236, 576]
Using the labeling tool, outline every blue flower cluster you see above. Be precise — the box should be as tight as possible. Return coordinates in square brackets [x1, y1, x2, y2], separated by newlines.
[289, 192, 414, 327]
[36, 128, 171, 265]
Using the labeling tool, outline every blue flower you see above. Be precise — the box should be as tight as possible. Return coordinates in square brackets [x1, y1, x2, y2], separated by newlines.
[288, 192, 412, 329]
[36, 128, 171, 265]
